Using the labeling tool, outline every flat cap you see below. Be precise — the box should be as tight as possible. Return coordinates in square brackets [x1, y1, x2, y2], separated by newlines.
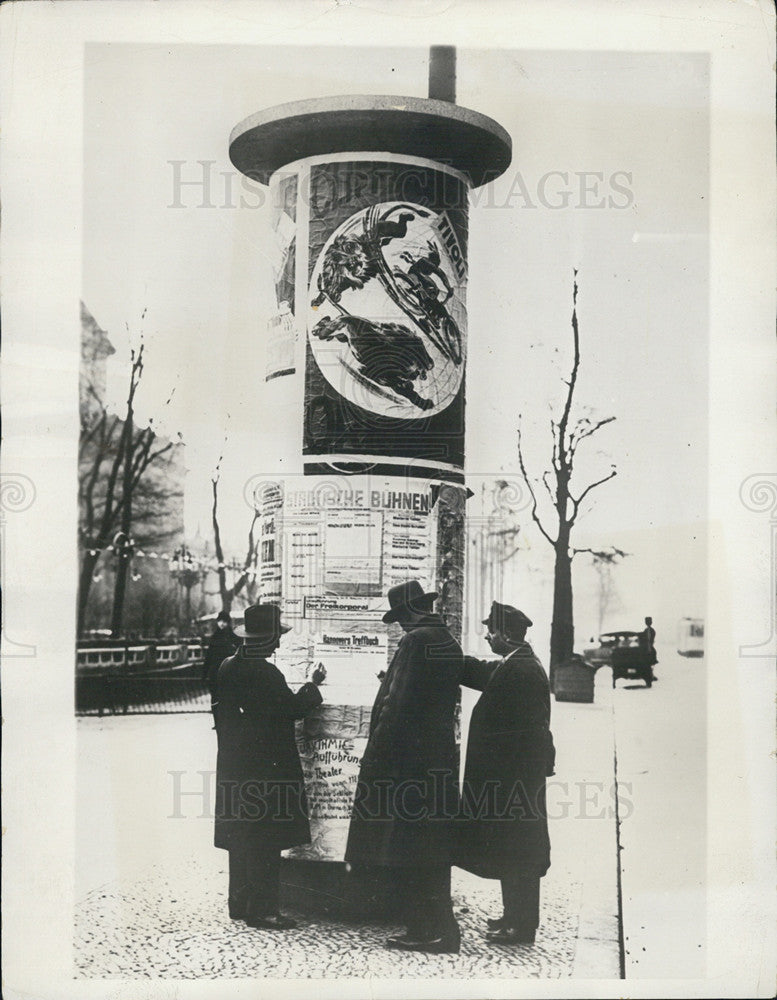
[483, 601, 533, 635]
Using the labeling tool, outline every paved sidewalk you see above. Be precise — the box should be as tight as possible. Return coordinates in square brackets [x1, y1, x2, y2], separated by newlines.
[75, 671, 620, 979]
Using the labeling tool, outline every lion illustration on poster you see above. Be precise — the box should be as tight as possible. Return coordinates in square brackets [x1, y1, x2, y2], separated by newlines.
[310, 211, 415, 307]
[311, 313, 434, 411]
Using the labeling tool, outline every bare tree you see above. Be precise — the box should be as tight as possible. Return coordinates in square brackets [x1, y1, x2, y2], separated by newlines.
[574, 546, 629, 636]
[78, 331, 181, 636]
[517, 272, 617, 682]
[211, 463, 260, 615]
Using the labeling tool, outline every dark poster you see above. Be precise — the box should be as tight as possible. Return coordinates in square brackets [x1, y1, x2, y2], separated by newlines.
[303, 160, 469, 482]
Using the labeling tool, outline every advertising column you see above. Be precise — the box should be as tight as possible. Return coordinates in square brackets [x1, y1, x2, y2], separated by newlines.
[230, 96, 511, 879]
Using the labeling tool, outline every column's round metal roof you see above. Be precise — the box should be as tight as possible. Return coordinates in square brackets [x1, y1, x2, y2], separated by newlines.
[229, 95, 512, 188]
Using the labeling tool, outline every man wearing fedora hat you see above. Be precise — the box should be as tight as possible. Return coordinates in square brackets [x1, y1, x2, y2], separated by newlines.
[345, 580, 462, 953]
[213, 603, 326, 930]
[458, 601, 555, 946]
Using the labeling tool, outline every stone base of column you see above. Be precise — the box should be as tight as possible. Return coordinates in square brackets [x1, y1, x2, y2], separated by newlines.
[280, 859, 401, 920]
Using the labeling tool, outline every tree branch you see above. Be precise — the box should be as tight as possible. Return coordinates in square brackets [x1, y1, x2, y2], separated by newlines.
[569, 467, 617, 522]
[244, 509, 260, 569]
[556, 269, 580, 472]
[551, 417, 561, 475]
[211, 475, 230, 610]
[517, 421, 557, 547]
[541, 469, 556, 505]
[569, 415, 616, 460]
[572, 545, 629, 562]
[95, 414, 131, 541]
[130, 439, 175, 495]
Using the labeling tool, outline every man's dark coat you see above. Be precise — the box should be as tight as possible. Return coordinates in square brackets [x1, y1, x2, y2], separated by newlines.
[214, 648, 322, 852]
[204, 626, 239, 698]
[345, 613, 462, 868]
[458, 641, 554, 879]
[640, 624, 658, 665]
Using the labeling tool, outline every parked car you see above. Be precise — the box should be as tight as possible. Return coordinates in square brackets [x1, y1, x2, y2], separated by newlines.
[584, 631, 654, 688]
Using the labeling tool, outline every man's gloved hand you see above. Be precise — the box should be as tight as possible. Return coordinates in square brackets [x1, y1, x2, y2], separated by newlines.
[311, 662, 327, 686]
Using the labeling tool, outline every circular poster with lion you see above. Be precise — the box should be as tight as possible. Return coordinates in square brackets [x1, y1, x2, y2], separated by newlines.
[308, 201, 467, 419]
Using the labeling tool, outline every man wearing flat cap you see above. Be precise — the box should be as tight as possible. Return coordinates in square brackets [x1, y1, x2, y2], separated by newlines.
[345, 580, 462, 953]
[213, 603, 326, 929]
[458, 601, 555, 945]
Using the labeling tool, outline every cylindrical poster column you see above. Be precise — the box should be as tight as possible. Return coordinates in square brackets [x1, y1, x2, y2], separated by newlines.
[230, 95, 510, 904]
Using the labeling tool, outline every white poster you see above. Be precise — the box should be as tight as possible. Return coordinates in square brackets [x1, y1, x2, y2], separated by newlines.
[383, 508, 436, 590]
[312, 629, 387, 702]
[286, 736, 368, 862]
[323, 508, 384, 593]
[303, 594, 386, 621]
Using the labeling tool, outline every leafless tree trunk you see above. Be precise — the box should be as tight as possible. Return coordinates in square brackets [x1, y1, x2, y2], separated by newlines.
[78, 333, 178, 637]
[517, 272, 617, 684]
[211, 472, 260, 615]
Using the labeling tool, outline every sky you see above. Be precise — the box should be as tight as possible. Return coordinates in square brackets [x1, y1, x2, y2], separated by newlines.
[83, 44, 709, 645]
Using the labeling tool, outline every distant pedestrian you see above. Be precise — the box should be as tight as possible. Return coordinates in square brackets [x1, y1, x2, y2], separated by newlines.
[640, 615, 658, 680]
[345, 580, 462, 953]
[458, 602, 555, 946]
[213, 603, 326, 929]
[203, 611, 239, 709]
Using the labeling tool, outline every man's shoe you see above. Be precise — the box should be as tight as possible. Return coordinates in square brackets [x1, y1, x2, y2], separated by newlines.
[386, 931, 460, 954]
[228, 896, 246, 921]
[486, 915, 508, 930]
[245, 912, 298, 930]
[486, 926, 536, 945]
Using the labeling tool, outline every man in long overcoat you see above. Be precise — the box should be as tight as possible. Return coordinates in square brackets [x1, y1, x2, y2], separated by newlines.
[345, 580, 462, 953]
[458, 602, 555, 945]
[203, 610, 239, 708]
[214, 603, 325, 929]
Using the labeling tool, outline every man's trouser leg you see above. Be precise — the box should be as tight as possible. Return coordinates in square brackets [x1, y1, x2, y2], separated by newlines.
[426, 864, 460, 942]
[228, 846, 248, 917]
[245, 843, 281, 917]
[501, 871, 541, 934]
[400, 865, 458, 941]
[398, 866, 424, 937]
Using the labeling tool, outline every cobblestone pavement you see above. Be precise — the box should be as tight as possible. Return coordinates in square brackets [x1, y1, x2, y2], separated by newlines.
[75, 856, 580, 978]
[75, 673, 618, 979]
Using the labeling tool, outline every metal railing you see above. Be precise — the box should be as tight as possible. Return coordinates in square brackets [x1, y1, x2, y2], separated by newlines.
[77, 645, 150, 669]
[75, 640, 211, 716]
[76, 642, 205, 672]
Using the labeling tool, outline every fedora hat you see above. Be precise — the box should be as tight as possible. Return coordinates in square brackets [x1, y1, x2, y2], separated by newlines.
[483, 601, 533, 637]
[234, 603, 291, 640]
[383, 580, 438, 624]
